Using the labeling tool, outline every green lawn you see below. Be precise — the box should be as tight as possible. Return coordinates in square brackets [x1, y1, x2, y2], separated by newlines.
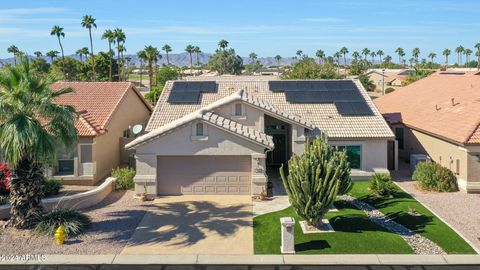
[349, 182, 476, 254]
[254, 200, 413, 254]
[254, 182, 476, 254]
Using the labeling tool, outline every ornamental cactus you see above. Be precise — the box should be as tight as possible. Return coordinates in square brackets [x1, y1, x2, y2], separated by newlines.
[55, 225, 65, 245]
[280, 134, 351, 227]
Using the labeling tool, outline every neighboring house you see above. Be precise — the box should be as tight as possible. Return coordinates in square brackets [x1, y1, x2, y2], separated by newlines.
[253, 69, 285, 76]
[126, 76, 394, 197]
[385, 69, 416, 87]
[374, 71, 480, 193]
[49, 82, 152, 185]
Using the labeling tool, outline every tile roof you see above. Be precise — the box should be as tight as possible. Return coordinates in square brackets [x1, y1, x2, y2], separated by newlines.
[147, 77, 394, 139]
[126, 110, 274, 149]
[52, 82, 152, 137]
[374, 71, 480, 145]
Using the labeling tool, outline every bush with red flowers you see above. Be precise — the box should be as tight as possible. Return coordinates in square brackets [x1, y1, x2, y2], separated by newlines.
[0, 163, 11, 195]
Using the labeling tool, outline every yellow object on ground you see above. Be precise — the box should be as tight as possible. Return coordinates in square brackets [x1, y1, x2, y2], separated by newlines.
[55, 226, 65, 245]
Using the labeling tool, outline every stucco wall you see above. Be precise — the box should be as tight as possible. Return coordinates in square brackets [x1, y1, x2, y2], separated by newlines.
[330, 139, 389, 172]
[214, 102, 263, 131]
[92, 89, 151, 184]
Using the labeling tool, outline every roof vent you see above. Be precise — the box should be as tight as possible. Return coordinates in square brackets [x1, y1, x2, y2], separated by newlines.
[451, 98, 459, 106]
[435, 104, 441, 111]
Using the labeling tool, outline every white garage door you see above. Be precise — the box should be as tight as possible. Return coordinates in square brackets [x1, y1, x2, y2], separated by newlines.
[157, 156, 251, 195]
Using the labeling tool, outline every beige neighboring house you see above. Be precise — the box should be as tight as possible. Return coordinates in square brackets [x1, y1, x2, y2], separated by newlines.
[50, 82, 152, 185]
[385, 69, 416, 87]
[375, 71, 480, 193]
[253, 69, 285, 76]
[126, 76, 394, 197]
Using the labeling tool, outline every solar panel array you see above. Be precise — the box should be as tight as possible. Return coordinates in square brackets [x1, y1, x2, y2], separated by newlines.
[168, 81, 217, 103]
[268, 80, 373, 115]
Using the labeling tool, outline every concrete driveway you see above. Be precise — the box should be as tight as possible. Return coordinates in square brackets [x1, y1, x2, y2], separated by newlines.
[121, 195, 253, 255]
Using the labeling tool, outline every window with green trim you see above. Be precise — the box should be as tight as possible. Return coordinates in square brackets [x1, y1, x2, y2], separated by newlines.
[337, 145, 361, 169]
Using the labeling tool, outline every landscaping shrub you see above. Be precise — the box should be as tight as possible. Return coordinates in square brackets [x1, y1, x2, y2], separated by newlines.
[35, 207, 91, 237]
[368, 173, 396, 197]
[41, 178, 63, 197]
[385, 87, 395, 94]
[0, 163, 11, 195]
[412, 162, 458, 192]
[280, 134, 351, 227]
[112, 167, 136, 190]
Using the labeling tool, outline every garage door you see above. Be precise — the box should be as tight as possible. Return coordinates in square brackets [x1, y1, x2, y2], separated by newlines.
[157, 156, 251, 195]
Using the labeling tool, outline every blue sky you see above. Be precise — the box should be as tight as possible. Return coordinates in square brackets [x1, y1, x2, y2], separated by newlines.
[0, 0, 479, 59]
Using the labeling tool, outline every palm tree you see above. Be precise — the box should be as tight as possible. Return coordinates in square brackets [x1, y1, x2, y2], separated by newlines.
[185, 45, 195, 69]
[339, 47, 349, 66]
[333, 52, 341, 65]
[113, 28, 126, 81]
[137, 50, 147, 86]
[475, 43, 480, 70]
[428, 52, 437, 63]
[443, 49, 451, 67]
[46, 50, 59, 63]
[7, 45, 19, 65]
[455, 45, 464, 65]
[395, 47, 405, 64]
[351, 51, 360, 62]
[249, 52, 258, 63]
[409, 58, 415, 67]
[315, 50, 325, 64]
[101, 29, 116, 81]
[33, 51, 42, 58]
[274, 55, 282, 66]
[143, 45, 160, 89]
[162, 44, 172, 66]
[296, 50, 303, 60]
[362, 48, 370, 61]
[119, 43, 127, 80]
[370, 51, 376, 64]
[218, 40, 229, 51]
[412, 48, 420, 64]
[384, 55, 392, 67]
[0, 56, 77, 229]
[50, 25, 66, 75]
[465, 49, 472, 67]
[81, 15, 97, 81]
[194, 46, 202, 66]
[75, 49, 85, 62]
[376, 50, 384, 63]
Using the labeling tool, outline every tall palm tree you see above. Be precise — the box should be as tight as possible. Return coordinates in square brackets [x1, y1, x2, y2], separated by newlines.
[465, 48, 472, 67]
[409, 58, 415, 67]
[76, 49, 85, 62]
[455, 45, 464, 65]
[7, 45, 19, 65]
[113, 28, 126, 81]
[296, 50, 303, 60]
[370, 51, 376, 64]
[376, 50, 384, 63]
[362, 48, 370, 61]
[185, 45, 195, 69]
[81, 15, 97, 81]
[162, 44, 172, 66]
[50, 25, 66, 75]
[274, 55, 282, 66]
[333, 52, 341, 65]
[46, 50, 59, 63]
[137, 50, 147, 86]
[339, 47, 349, 66]
[194, 46, 202, 66]
[249, 52, 258, 63]
[412, 48, 420, 64]
[475, 43, 480, 70]
[384, 55, 392, 67]
[428, 52, 437, 63]
[33, 51, 42, 58]
[143, 45, 160, 89]
[351, 51, 360, 62]
[102, 29, 116, 81]
[0, 56, 78, 229]
[443, 49, 451, 67]
[395, 47, 405, 64]
[315, 50, 325, 64]
[218, 40, 229, 51]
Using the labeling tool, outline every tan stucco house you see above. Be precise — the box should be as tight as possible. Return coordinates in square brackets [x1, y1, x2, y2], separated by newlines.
[49, 82, 152, 185]
[375, 71, 480, 193]
[126, 76, 394, 196]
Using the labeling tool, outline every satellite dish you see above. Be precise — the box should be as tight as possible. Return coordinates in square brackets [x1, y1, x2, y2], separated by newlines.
[132, 124, 143, 135]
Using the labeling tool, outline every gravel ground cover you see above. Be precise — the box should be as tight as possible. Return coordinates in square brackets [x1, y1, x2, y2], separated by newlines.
[0, 190, 151, 255]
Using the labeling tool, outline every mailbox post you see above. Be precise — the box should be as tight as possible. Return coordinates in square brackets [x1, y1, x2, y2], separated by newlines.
[280, 217, 295, 254]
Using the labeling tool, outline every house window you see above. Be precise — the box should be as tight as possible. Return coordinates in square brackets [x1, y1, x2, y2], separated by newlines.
[234, 103, 243, 116]
[196, 123, 204, 136]
[337, 145, 362, 169]
[80, 145, 93, 163]
[395, 127, 404, 150]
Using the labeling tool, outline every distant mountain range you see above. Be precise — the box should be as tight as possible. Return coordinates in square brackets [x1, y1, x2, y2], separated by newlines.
[0, 52, 304, 67]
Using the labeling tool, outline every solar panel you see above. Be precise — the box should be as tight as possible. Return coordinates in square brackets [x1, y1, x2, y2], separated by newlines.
[169, 81, 217, 103]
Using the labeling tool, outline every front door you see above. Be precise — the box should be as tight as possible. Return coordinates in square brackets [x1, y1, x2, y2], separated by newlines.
[267, 134, 287, 165]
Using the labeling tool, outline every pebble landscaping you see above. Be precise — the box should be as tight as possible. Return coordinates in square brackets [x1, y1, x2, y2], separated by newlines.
[341, 195, 445, 255]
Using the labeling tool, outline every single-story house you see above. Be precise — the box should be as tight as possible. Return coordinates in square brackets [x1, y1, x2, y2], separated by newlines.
[374, 71, 480, 193]
[253, 69, 285, 76]
[126, 76, 394, 196]
[49, 82, 152, 185]
[385, 69, 416, 87]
